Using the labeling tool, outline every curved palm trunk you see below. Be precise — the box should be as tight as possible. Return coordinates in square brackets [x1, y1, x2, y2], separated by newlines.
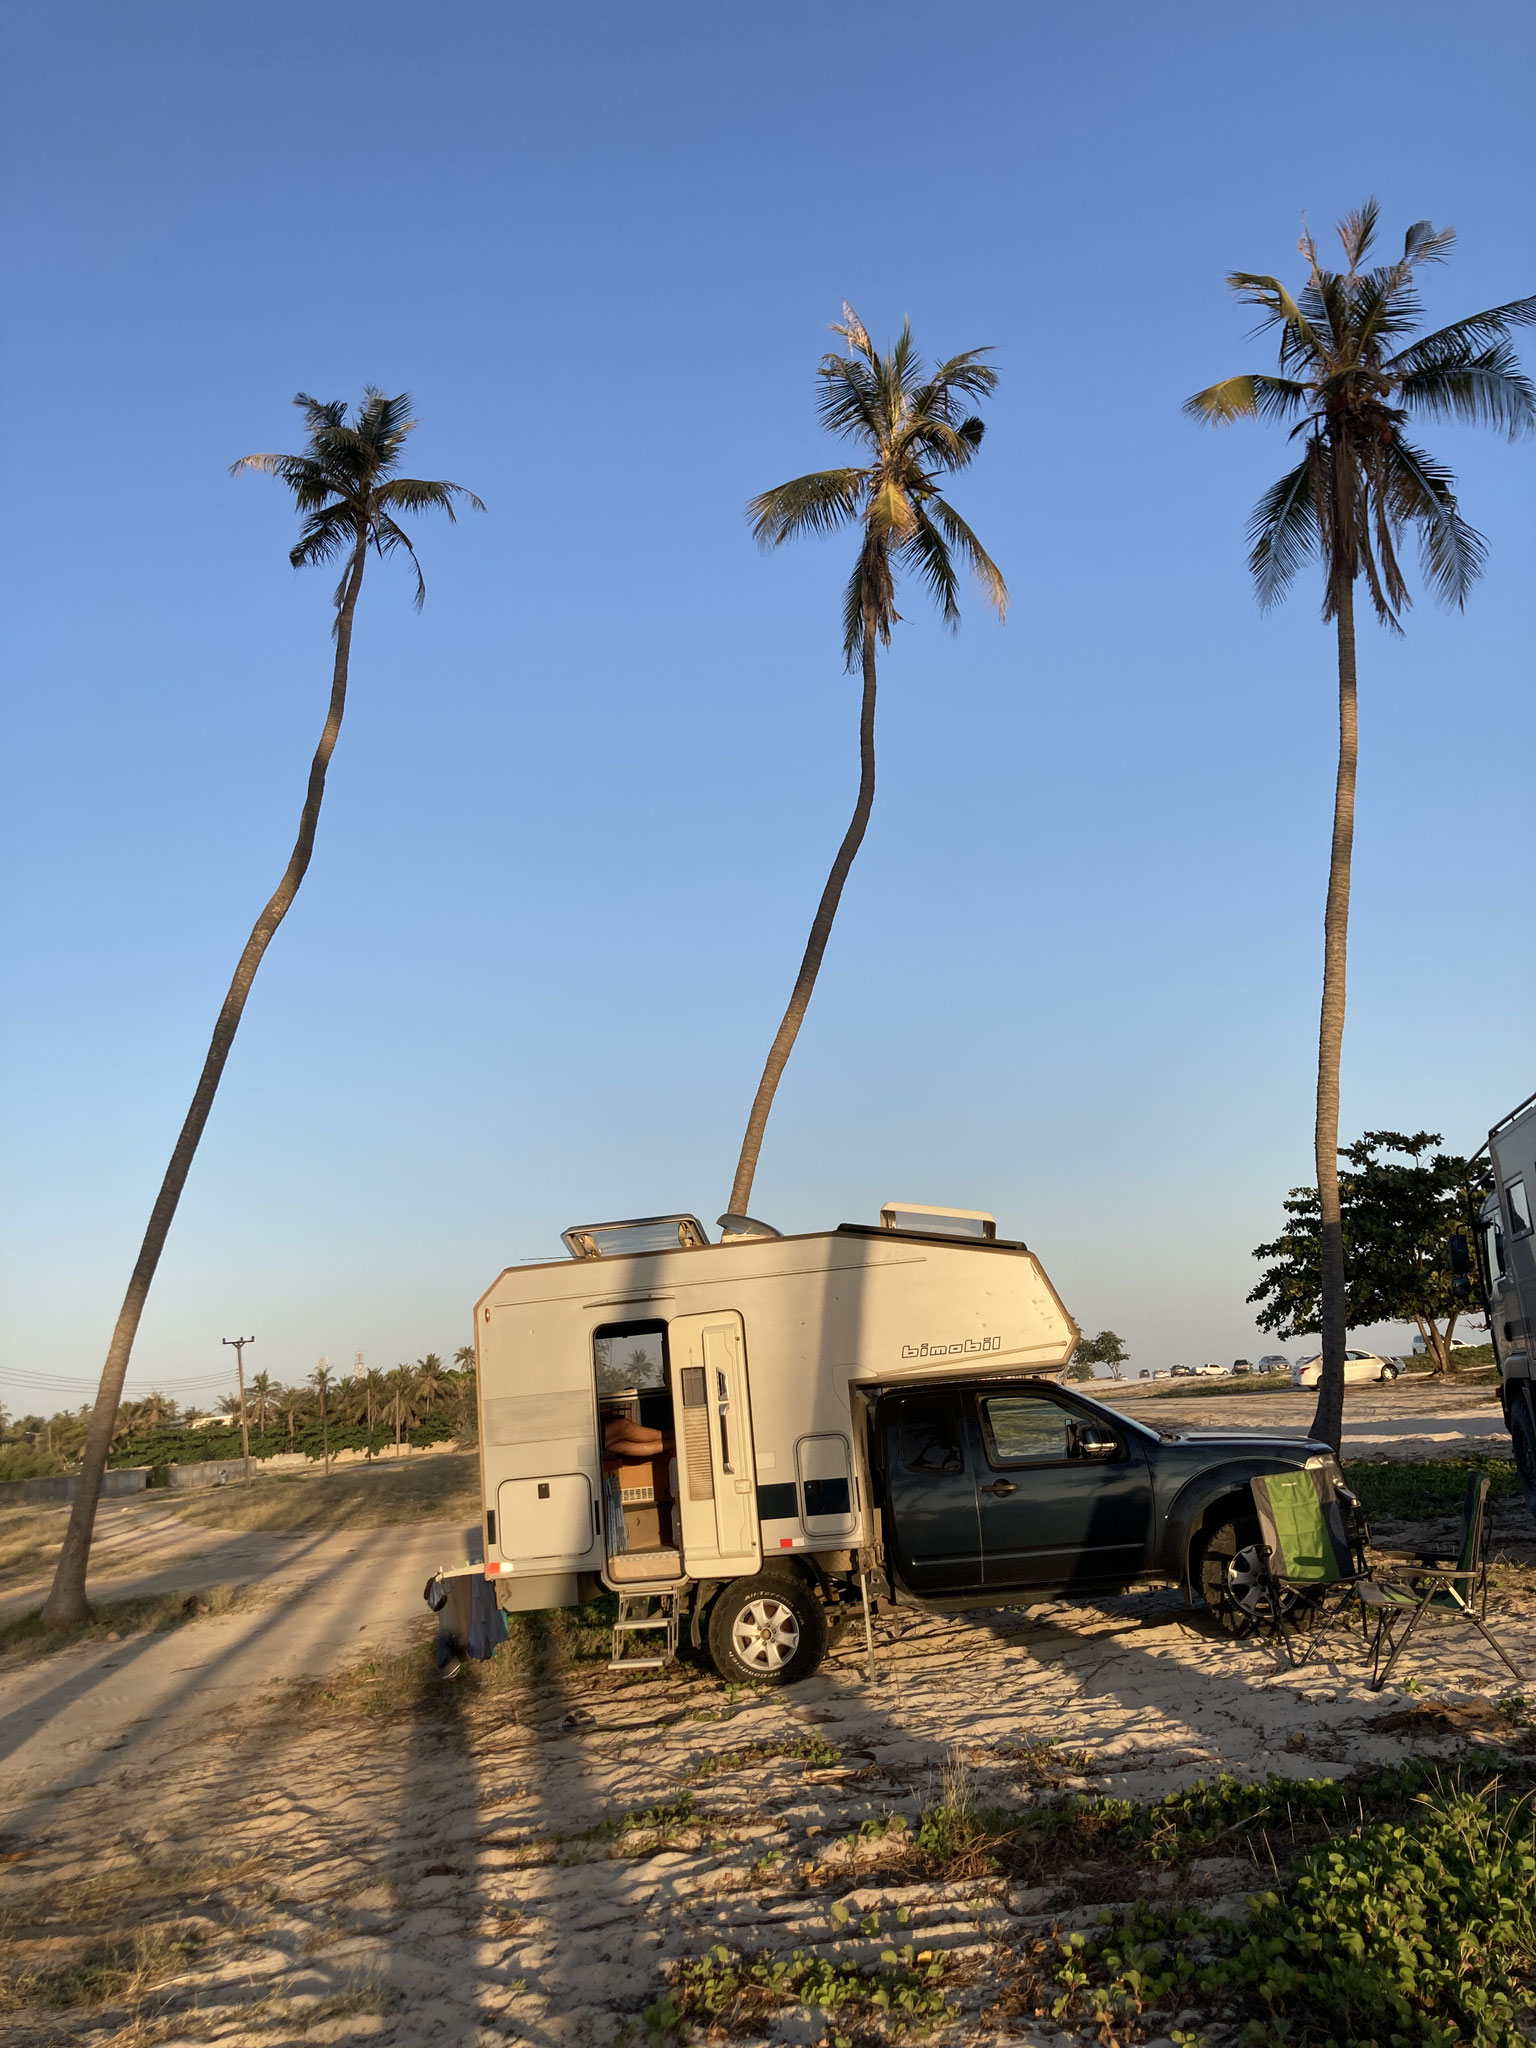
[42, 537, 369, 1625]
[728, 619, 878, 1218]
[1309, 581, 1358, 1454]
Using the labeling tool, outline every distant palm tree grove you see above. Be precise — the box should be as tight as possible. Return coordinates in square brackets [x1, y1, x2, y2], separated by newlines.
[0, 1346, 479, 1483]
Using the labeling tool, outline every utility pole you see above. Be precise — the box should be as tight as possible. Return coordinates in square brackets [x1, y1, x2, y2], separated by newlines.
[223, 1336, 255, 1487]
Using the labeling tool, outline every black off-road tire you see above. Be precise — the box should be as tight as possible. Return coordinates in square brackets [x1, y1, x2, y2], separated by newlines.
[1195, 1514, 1269, 1637]
[706, 1573, 828, 1687]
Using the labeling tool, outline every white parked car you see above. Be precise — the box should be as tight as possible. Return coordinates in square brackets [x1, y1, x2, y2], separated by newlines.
[1194, 1362, 1226, 1377]
[1291, 1350, 1404, 1387]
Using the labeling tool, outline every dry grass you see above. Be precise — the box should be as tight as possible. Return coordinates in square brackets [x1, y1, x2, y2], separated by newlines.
[0, 1503, 71, 1582]
[158, 1450, 482, 1534]
[0, 1582, 268, 1662]
[0, 1855, 256, 2027]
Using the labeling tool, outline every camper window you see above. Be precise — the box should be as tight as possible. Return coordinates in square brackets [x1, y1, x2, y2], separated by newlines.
[1508, 1180, 1533, 1237]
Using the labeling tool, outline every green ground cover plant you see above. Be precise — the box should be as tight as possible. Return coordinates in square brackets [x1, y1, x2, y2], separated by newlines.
[688, 1731, 843, 1777]
[654, 1938, 954, 2043]
[1344, 1456, 1520, 1521]
[1047, 1774, 1536, 2047]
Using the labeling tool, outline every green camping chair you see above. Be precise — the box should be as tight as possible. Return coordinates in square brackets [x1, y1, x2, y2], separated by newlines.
[1250, 1467, 1371, 1668]
[1358, 1472, 1523, 1693]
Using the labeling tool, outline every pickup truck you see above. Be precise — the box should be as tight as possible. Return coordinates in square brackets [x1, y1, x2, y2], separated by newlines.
[858, 1374, 1344, 1648]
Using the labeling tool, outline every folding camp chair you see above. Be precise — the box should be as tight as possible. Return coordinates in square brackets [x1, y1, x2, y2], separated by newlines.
[1250, 1467, 1372, 1669]
[1359, 1472, 1524, 1692]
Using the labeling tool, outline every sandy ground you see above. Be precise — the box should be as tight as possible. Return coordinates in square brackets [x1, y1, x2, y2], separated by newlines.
[0, 1384, 1526, 2046]
[4, 1575, 1535, 2047]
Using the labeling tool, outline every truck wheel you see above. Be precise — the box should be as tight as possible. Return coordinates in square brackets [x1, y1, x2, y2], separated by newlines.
[1195, 1514, 1269, 1636]
[707, 1573, 827, 1687]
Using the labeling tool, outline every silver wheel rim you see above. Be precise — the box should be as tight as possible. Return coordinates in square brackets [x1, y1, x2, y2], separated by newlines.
[731, 1595, 800, 1673]
[1223, 1543, 1268, 1615]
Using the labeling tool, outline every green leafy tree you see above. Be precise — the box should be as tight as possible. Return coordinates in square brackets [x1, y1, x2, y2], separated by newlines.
[1070, 1330, 1130, 1381]
[44, 391, 482, 1625]
[1185, 203, 1533, 1453]
[1250, 1130, 1493, 1375]
[726, 307, 1007, 1218]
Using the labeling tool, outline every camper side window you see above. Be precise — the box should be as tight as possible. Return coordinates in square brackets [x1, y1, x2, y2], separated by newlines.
[1508, 1180, 1533, 1237]
[897, 1396, 965, 1476]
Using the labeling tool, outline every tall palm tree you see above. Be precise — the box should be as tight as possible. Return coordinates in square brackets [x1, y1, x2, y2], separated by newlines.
[43, 390, 482, 1624]
[726, 307, 1007, 1220]
[414, 1353, 448, 1413]
[247, 1371, 278, 1433]
[309, 1361, 334, 1477]
[361, 1367, 388, 1460]
[386, 1364, 418, 1454]
[1186, 203, 1533, 1452]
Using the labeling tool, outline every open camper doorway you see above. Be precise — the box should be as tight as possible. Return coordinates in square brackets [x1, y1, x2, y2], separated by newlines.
[594, 1320, 681, 1579]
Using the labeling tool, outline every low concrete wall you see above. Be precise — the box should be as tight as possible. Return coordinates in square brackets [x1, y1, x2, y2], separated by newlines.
[0, 1466, 151, 1507]
[167, 1461, 252, 1490]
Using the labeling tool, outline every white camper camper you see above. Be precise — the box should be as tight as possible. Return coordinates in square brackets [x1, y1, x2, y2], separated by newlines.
[467, 1203, 1077, 1681]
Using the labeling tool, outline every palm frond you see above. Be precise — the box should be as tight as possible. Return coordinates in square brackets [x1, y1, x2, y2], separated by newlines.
[1385, 438, 1488, 608]
[747, 469, 864, 547]
[1388, 296, 1536, 369]
[901, 413, 987, 472]
[815, 356, 883, 444]
[1353, 268, 1424, 353]
[929, 497, 1008, 618]
[1226, 272, 1323, 359]
[370, 513, 426, 609]
[899, 512, 961, 629]
[1246, 455, 1318, 608]
[288, 503, 357, 572]
[1397, 341, 1536, 439]
[916, 349, 999, 415]
[831, 301, 872, 360]
[1182, 374, 1312, 425]
[1402, 219, 1456, 267]
[376, 477, 487, 517]
[1337, 198, 1381, 272]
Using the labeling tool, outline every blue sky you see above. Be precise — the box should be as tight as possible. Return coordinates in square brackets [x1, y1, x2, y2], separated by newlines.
[2, 1, 1532, 1410]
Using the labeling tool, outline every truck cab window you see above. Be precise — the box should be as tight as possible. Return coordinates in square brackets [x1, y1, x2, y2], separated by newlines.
[897, 1396, 965, 1475]
[1508, 1180, 1532, 1237]
[979, 1393, 1074, 1465]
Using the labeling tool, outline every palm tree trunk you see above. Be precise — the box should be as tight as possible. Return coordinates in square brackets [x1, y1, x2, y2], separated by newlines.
[42, 536, 369, 1625]
[1309, 581, 1358, 1454]
[727, 614, 879, 1218]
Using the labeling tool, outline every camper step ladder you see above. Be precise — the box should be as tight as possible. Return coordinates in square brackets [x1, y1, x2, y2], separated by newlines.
[609, 1592, 679, 1672]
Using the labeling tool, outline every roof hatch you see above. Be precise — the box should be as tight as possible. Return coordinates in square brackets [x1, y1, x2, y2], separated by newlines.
[879, 1201, 996, 1242]
[561, 1214, 710, 1260]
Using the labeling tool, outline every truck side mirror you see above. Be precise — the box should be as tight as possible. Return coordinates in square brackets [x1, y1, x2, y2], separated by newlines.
[1449, 1232, 1473, 1299]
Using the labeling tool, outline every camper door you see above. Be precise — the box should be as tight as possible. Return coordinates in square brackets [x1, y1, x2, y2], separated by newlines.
[671, 1311, 761, 1578]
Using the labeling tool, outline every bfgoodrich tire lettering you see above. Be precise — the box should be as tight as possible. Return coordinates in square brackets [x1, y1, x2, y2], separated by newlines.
[707, 1573, 828, 1687]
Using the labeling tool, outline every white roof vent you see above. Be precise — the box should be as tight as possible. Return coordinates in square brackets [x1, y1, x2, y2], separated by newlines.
[880, 1201, 996, 1242]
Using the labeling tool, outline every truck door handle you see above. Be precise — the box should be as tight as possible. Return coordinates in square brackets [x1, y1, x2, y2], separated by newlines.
[982, 1479, 1017, 1497]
